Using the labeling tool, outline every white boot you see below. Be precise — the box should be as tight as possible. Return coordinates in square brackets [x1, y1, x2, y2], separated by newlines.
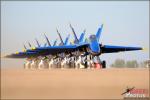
[49, 59, 54, 69]
[25, 61, 30, 69]
[61, 58, 67, 69]
[79, 63, 85, 69]
[38, 60, 44, 69]
[30, 60, 36, 69]
[75, 56, 82, 69]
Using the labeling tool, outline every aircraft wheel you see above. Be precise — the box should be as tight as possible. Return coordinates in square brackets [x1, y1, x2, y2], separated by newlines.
[102, 60, 106, 68]
[84, 61, 88, 69]
[23, 63, 26, 69]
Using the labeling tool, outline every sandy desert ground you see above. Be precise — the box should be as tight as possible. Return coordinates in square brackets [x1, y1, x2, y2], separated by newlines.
[1, 68, 149, 99]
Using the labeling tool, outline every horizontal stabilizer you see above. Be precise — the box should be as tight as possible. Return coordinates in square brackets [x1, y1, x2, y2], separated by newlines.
[101, 45, 143, 53]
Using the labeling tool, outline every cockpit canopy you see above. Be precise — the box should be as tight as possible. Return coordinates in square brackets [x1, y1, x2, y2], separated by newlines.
[89, 35, 97, 42]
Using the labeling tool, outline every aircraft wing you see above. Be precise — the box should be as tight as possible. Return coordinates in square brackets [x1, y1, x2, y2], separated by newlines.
[5, 52, 38, 58]
[36, 43, 88, 55]
[101, 45, 143, 53]
[6, 43, 89, 58]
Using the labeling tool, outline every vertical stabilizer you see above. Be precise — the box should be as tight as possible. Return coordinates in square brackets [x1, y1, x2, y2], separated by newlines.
[44, 34, 51, 46]
[44, 43, 47, 47]
[35, 38, 40, 47]
[69, 24, 79, 44]
[28, 42, 32, 48]
[53, 39, 57, 46]
[79, 29, 86, 43]
[56, 29, 64, 45]
[23, 44, 27, 49]
[64, 34, 70, 45]
[96, 24, 103, 42]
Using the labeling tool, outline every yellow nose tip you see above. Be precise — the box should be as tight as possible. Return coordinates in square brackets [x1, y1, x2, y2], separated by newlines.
[32, 47, 36, 50]
[15, 52, 19, 54]
[23, 49, 26, 52]
[142, 47, 148, 52]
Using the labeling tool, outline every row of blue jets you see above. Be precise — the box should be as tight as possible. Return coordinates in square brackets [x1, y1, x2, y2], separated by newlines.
[5, 24, 143, 69]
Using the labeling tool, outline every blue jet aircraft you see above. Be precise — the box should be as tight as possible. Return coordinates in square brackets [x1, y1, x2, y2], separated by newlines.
[5, 24, 142, 69]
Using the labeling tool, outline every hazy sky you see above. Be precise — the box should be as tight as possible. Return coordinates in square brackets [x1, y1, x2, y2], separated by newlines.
[1, 1, 149, 68]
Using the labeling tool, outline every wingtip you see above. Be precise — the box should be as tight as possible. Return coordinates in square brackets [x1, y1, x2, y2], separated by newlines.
[3, 54, 13, 58]
[142, 47, 148, 51]
[1, 55, 7, 58]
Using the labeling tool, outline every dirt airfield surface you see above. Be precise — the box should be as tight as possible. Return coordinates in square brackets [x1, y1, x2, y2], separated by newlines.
[1, 68, 149, 99]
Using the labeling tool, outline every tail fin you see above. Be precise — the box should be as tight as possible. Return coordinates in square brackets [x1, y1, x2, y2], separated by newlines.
[44, 43, 47, 47]
[79, 29, 86, 43]
[35, 38, 40, 47]
[23, 44, 27, 52]
[28, 42, 32, 48]
[53, 39, 57, 46]
[44, 33, 51, 46]
[84, 38, 88, 43]
[69, 24, 79, 43]
[23, 44, 27, 49]
[64, 34, 70, 45]
[56, 29, 64, 45]
[27, 42, 35, 50]
[96, 24, 103, 42]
